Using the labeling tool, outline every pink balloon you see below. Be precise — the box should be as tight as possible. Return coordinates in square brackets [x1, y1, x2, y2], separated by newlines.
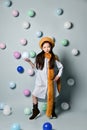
[20, 39, 27, 45]
[23, 89, 31, 96]
[13, 51, 21, 59]
[0, 43, 6, 49]
[12, 10, 19, 17]
[27, 69, 35, 76]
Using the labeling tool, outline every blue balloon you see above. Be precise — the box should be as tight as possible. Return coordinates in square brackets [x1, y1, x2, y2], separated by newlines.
[43, 122, 52, 130]
[10, 123, 20, 130]
[57, 8, 63, 15]
[4, 0, 12, 7]
[0, 102, 5, 110]
[36, 31, 43, 38]
[17, 66, 24, 73]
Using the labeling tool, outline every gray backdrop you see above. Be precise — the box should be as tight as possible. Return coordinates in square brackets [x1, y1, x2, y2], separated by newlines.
[0, 0, 87, 130]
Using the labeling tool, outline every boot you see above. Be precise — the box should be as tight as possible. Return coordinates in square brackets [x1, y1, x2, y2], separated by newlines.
[50, 103, 57, 119]
[52, 109, 57, 119]
[52, 103, 57, 118]
[29, 104, 40, 120]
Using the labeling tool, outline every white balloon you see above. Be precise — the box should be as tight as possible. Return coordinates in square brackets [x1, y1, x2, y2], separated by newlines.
[67, 78, 75, 86]
[3, 105, 12, 115]
[22, 51, 29, 59]
[61, 102, 69, 110]
[23, 21, 30, 29]
[64, 21, 72, 29]
[9, 81, 16, 89]
[72, 48, 79, 56]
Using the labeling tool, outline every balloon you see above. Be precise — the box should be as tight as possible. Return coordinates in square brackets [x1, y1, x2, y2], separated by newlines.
[64, 21, 72, 29]
[41, 103, 47, 111]
[57, 8, 63, 15]
[17, 66, 24, 73]
[43, 122, 52, 130]
[36, 31, 43, 38]
[27, 69, 35, 76]
[22, 51, 29, 59]
[29, 50, 36, 58]
[0, 102, 5, 110]
[22, 21, 30, 29]
[13, 51, 21, 59]
[10, 123, 21, 130]
[20, 38, 27, 45]
[0, 43, 6, 49]
[4, 0, 12, 7]
[61, 102, 70, 110]
[72, 48, 79, 56]
[24, 107, 31, 115]
[12, 10, 19, 17]
[3, 105, 12, 115]
[61, 39, 69, 46]
[9, 81, 16, 89]
[67, 78, 75, 86]
[23, 89, 31, 96]
[28, 10, 35, 17]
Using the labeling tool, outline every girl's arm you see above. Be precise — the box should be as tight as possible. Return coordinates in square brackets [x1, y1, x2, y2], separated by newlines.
[54, 60, 63, 81]
[24, 58, 35, 68]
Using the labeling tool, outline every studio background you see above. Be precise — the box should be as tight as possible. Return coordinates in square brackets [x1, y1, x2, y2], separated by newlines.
[0, 0, 87, 130]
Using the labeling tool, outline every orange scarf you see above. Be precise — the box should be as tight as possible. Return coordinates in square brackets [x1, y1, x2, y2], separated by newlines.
[44, 53, 61, 117]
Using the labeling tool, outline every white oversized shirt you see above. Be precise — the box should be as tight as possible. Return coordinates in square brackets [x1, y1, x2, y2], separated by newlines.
[32, 57, 63, 99]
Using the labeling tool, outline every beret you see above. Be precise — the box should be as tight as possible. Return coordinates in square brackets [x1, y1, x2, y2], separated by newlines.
[39, 37, 55, 48]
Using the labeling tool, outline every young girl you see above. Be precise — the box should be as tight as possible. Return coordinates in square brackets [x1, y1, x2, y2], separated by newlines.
[24, 37, 63, 120]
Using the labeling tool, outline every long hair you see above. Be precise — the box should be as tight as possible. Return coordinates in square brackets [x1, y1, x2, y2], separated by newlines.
[36, 43, 55, 70]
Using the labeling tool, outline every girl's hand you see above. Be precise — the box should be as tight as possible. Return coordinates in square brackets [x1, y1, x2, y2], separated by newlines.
[54, 75, 60, 81]
[24, 58, 35, 68]
[24, 58, 31, 63]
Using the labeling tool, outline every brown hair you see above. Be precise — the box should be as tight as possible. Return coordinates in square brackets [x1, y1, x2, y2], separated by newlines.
[36, 42, 55, 70]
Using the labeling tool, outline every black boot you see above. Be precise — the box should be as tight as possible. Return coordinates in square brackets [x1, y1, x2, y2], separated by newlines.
[52, 110, 57, 119]
[49, 103, 57, 119]
[29, 104, 40, 120]
[52, 103, 57, 119]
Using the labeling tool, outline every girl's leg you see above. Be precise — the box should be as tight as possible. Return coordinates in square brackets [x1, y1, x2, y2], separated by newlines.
[29, 95, 40, 120]
[32, 95, 38, 104]
[51, 102, 57, 118]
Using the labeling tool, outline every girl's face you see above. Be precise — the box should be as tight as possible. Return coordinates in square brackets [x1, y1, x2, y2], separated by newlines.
[42, 42, 51, 53]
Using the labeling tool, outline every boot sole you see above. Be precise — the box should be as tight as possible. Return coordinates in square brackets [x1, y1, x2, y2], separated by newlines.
[29, 112, 41, 120]
[49, 116, 57, 119]
[35, 113, 41, 119]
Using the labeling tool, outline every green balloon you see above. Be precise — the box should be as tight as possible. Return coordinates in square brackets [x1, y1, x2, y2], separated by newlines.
[61, 39, 68, 46]
[41, 103, 47, 111]
[29, 50, 36, 58]
[24, 107, 31, 115]
[28, 10, 35, 17]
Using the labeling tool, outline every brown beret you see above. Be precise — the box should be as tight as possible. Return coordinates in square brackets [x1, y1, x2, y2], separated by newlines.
[39, 37, 55, 48]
